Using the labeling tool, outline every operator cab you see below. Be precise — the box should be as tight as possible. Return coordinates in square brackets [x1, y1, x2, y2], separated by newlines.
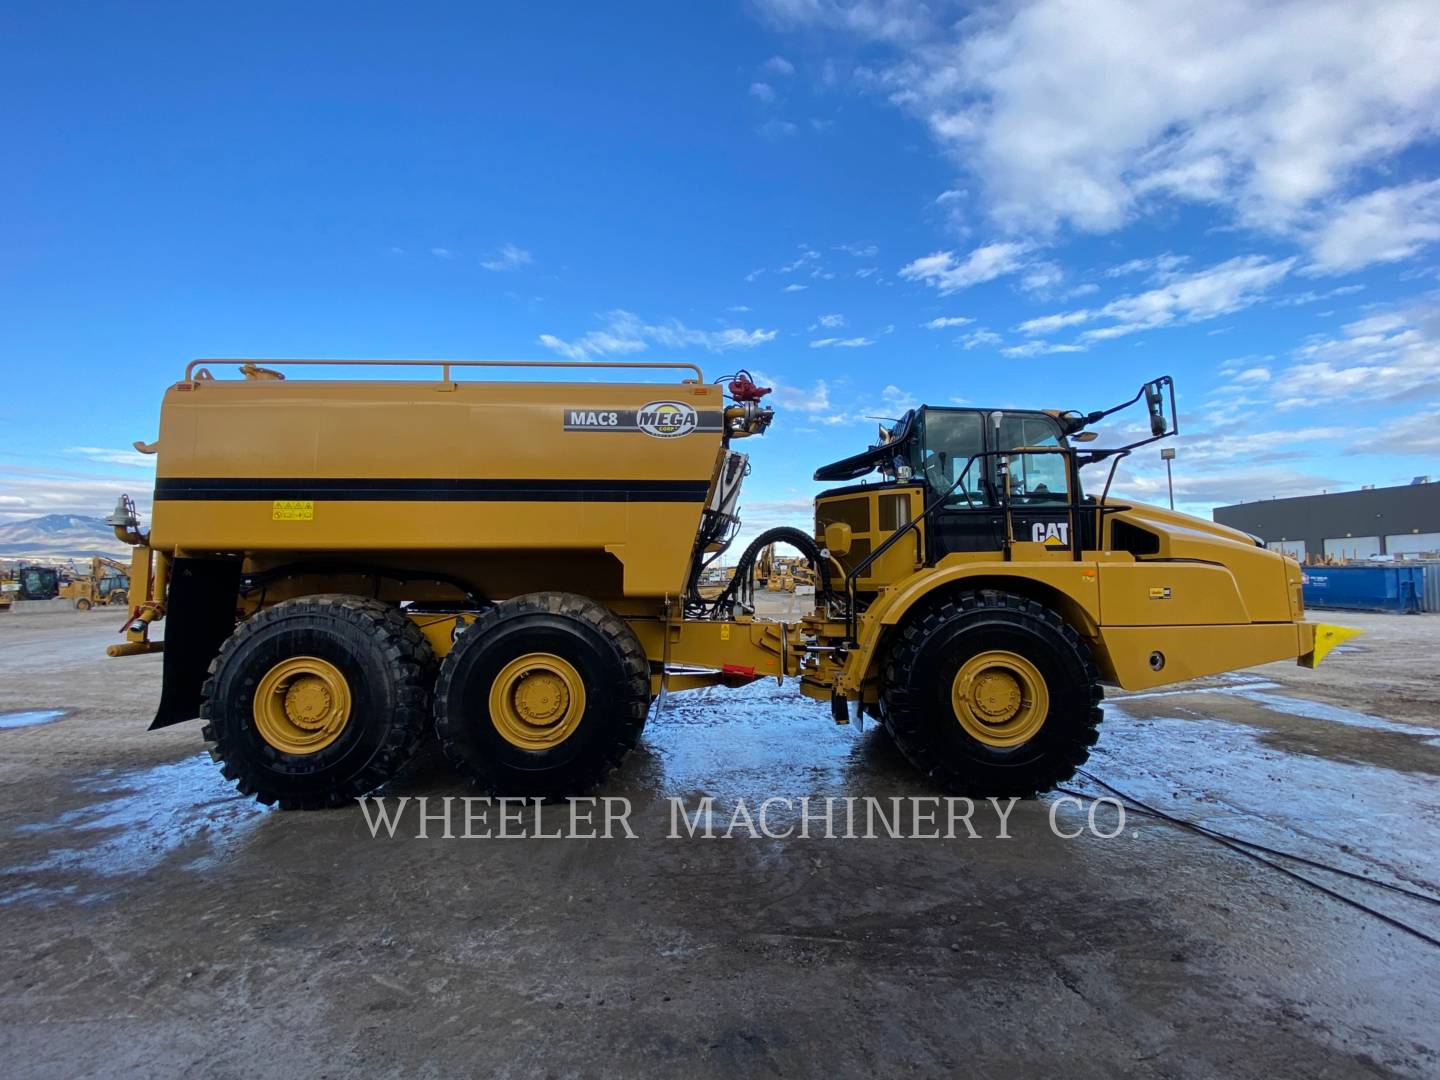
[814, 406, 1084, 558]
[813, 377, 1176, 569]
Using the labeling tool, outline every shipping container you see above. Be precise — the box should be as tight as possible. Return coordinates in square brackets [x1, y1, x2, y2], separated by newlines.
[1300, 565, 1424, 613]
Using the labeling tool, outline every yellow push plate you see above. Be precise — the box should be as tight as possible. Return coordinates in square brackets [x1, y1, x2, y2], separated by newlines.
[272, 500, 314, 521]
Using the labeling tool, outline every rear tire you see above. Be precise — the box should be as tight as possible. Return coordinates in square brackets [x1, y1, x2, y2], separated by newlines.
[882, 591, 1102, 797]
[434, 592, 649, 798]
[75, 597, 92, 611]
[201, 595, 436, 810]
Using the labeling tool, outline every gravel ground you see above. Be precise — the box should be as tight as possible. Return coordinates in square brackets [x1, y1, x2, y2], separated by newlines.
[0, 607, 1437, 1078]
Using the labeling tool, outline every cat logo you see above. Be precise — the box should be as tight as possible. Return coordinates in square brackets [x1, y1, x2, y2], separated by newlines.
[1031, 521, 1069, 547]
[637, 400, 698, 438]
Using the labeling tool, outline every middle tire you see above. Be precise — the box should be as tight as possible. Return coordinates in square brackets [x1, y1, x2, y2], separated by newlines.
[434, 592, 650, 798]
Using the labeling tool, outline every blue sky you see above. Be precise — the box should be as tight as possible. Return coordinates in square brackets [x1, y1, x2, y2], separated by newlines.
[3, 1, 1438, 542]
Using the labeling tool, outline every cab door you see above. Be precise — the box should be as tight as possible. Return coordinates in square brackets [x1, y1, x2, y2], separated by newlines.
[920, 410, 1006, 556]
[989, 413, 1078, 554]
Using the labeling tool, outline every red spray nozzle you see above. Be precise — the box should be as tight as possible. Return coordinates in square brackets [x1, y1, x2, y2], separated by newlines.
[727, 374, 772, 403]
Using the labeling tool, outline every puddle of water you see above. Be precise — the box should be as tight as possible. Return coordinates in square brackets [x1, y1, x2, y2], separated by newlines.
[1230, 689, 1440, 744]
[0, 709, 67, 730]
[1117, 681, 1440, 744]
[3, 753, 270, 906]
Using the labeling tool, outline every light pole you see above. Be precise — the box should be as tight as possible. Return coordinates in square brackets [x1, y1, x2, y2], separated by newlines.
[1161, 448, 1176, 510]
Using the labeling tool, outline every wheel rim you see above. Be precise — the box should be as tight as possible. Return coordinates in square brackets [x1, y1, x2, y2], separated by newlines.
[253, 656, 353, 754]
[950, 650, 1049, 747]
[488, 652, 587, 751]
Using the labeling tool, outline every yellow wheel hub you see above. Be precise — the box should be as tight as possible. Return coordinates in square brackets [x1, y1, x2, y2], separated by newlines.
[253, 656, 352, 755]
[489, 652, 586, 751]
[951, 650, 1049, 748]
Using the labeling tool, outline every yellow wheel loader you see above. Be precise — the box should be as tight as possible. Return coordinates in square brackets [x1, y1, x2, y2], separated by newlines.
[106, 359, 1355, 809]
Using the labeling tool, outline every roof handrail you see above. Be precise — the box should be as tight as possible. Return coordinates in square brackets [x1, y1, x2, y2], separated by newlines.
[183, 357, 704, 382]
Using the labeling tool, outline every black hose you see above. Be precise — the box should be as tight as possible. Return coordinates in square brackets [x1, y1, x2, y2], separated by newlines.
[1060, 772, 1440, 950]
[708, 526, 836, 618]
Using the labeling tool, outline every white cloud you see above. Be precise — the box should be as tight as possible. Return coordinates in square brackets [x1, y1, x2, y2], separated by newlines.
[782, 283, 808, 293]
[960, 328, 1002, 349]
[778, 248, 820, 273]
[1000, 341, 1087, 357]
[1278, 299, 1440, 404]
[539, 310, 777, 360]
[750, 81, 776, 103]
[430, 247, 454, 259]
[809, 336, 875, 348]
[1016, 310, 1092, 336]
[66, 446, 156, 470]
[1274, 283, 1366, 307]
[480, 243, 533, 271]
[759, 0, 1440, 242]
[881, 384, 918, 411]
[728, 305, 752, 313]
[1353, 409, 1440, 455]
[923, 316, 973, 329]
[1106, 253, 1189, 279]
[834, 242, 879, 257]
[757, 118, 799, 139]
[898, 242, 1033, 294]
[1305, 179, 1440, 274]
[0, 465, 154, 526]
[1022, 255, 1295, 341]
[763, 55, 796, 76]
[756, 373, 833, 414]
[815, 313, 846, 328]
[1019, 261, 1065, 294]
[1232, 367, 1271, 385]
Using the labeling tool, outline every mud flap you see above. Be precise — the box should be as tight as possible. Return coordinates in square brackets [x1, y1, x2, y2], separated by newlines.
[150, 557, 242, 730]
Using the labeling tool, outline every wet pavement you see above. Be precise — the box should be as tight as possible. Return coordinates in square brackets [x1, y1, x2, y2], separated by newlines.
[0, 608, 1437, 1077]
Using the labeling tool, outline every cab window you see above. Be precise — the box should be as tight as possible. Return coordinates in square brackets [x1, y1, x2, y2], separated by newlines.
[995, 415, 1069, 504]
[917, 410, 989, 506]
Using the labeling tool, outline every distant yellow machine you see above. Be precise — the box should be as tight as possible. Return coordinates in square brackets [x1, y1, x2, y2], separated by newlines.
[59, 556, 131, 610]
[0, 564, 61, 609]
[107, 359, 1355, 809]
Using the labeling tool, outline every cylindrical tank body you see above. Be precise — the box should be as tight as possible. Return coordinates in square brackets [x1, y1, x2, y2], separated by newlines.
[150, 375, 731, 602]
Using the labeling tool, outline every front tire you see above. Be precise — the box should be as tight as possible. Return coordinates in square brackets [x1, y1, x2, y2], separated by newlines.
[201, 595, 436, 810]
[882, 591, 1102, 797]
[434, 592, 649, 798]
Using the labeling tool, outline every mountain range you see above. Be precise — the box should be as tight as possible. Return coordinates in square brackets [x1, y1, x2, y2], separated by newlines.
[0, 515, 132, 559]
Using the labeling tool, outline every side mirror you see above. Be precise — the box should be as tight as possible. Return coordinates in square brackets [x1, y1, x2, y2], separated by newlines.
[823, 522, 853, 558]
[1071, 431, 1099, 443]
[1144, 380, 1171, 437]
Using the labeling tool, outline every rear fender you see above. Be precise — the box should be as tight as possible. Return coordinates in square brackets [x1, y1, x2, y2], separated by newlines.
[150, 557, 242, 729]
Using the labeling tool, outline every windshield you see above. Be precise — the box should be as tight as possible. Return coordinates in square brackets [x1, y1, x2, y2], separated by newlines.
[915, 409, 1071, 506]
[917, 410, 989, 505]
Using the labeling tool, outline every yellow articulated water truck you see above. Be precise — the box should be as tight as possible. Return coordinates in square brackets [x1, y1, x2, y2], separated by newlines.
[106, 359, 1356, 809]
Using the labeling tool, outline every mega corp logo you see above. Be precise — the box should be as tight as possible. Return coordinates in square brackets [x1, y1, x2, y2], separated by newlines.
[636, 400, 698, 438]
